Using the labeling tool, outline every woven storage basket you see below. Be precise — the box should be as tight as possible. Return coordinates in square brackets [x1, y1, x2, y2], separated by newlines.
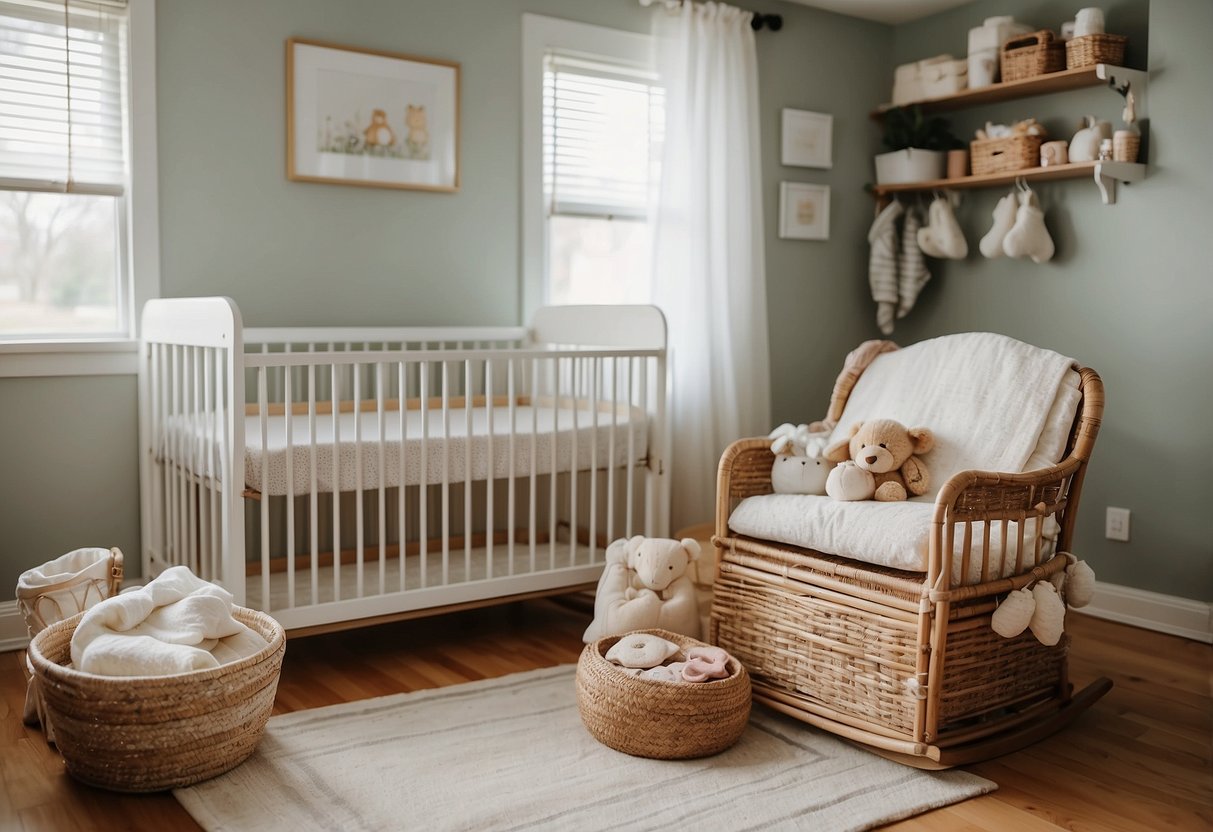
[1066, 34, 1127, 69]
[711, 553, 1068, 742]
[1001, 30, 1065, 82]
[971, 134, 1043, 176]
[27, 606, 285, 793]
[576, 629, 751, 759]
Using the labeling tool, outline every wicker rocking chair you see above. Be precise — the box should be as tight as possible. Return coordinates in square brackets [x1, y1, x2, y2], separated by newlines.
[710, 336, 1111, 769]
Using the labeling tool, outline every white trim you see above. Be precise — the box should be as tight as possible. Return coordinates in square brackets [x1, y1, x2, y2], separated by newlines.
[0, 340, 138, 377]
[0, 0, 159, 379]
[520, 14, 653, 323]
[127, 0, 161, 342]
[1078, 581, 1213, 643]
[0, 601, 27, 653]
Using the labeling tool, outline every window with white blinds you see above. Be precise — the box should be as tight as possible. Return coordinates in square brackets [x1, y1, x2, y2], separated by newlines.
[542, 53, 663, 222]
[0, 0, 128, 196]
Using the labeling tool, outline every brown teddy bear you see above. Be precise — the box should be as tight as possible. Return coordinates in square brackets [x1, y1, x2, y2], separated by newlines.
[824, 418, 935, 502]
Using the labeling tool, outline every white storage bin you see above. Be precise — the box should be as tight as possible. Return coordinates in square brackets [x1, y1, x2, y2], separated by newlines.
[874, 149, 946, 185]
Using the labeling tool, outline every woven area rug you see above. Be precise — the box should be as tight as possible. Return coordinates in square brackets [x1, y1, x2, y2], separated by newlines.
[174, 666, 995, 831]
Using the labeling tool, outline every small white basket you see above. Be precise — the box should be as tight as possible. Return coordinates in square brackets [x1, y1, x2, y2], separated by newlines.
[16, 547, 123, 731]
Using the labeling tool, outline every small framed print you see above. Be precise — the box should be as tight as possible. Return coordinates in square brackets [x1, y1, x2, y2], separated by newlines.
[287, 38, 460, 191]
[779, 182, 830, 241]
[781, 108, 833, 169]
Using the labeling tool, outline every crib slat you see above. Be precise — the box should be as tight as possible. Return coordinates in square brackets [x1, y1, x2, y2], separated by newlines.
[188, 347, 199, 576]
[529, 356, 538, 574]
[639, 356, 650, 537]
[285, 356, 296, 610]
[354, 362, 364, 599]
[331, 359, 341, 603]
[626, 357, 635, 537]
[507, 358, 517, 576]
[420, 360, 429, 589]
[258, 365, 270, 610]
[309, 355, 319, 606]
[377, 362, 387, 595]
[168, 345, 179, 567]
[607, 356, 617, 546]
[569, 357, 578, 568]
[549, 357, 558, 572]
[464, 358, 472, 582]
[589, 356, 599, 564]
[441, 361, 451, 587]
[485, 359, 495, 580]
[202, 348, 214, 581]
[218, 348, 231, 588]
[399, 360, 407, 593]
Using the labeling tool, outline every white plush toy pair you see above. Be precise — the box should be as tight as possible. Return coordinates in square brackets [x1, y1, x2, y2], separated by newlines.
[980, 184, 1055, 263]
[991, 553, 1095, 645]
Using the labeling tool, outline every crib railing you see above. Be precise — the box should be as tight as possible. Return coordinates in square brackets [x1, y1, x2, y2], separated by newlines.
[139, 298, 668, 629]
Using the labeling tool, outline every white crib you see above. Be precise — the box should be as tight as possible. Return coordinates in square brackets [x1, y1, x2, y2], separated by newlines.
[138, 298, 669, 632]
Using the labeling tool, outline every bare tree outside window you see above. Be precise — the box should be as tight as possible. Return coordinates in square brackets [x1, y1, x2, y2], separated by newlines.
[0, 192, 119, 336]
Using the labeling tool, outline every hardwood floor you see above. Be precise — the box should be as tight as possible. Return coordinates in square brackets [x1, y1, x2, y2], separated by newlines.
[2, 603, 1209, 831]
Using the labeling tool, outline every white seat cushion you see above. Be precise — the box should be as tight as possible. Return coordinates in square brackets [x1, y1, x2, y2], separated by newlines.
[729, 333, 1081, 575]
[728, 493, 1056, 580]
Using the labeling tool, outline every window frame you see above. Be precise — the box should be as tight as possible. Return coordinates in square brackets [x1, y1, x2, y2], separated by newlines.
[520, 13, 653, 320]
[0, 0, 160, 378]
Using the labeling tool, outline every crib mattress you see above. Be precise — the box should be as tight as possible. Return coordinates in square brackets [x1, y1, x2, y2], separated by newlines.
[163, 404, 649, 496]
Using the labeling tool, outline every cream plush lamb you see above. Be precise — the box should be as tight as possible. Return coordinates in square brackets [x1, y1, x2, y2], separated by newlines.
[582, 536, 702, 643]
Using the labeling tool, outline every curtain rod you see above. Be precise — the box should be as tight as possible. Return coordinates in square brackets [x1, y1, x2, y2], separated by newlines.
[638, 0, 783, 31]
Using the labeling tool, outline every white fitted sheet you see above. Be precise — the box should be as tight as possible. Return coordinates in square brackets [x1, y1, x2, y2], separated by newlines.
[162, 404, 649, 497]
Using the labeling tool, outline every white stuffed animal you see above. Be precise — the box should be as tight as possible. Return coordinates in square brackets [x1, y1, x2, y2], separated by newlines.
[768, 423, 833, 494]
[917, 194, 968, 260]
[979, 191, 1017, 259]
[1002, 190, 1054, 263]
[825, 461, 876, 501]
[582, 536, 702, 643]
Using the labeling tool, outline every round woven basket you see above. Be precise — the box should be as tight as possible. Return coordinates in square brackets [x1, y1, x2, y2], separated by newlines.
[576, 628, 751, 759]
[27, 606, 285, 793]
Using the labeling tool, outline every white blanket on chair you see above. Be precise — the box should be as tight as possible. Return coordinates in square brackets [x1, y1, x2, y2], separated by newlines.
[70, 566, 268, 676]
[826, 331, 1080, 497]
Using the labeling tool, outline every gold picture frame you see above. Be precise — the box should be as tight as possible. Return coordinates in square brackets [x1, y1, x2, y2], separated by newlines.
[286, 38, 460, 192]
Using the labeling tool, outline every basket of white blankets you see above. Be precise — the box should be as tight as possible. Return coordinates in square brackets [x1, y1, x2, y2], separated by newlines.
[24, 561, 284, 792]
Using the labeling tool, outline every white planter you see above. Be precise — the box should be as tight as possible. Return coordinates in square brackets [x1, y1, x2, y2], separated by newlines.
[874, 148, 946, 185]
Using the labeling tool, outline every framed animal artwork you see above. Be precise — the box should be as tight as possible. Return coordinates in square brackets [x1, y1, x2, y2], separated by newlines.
[286, 38, 460, 191]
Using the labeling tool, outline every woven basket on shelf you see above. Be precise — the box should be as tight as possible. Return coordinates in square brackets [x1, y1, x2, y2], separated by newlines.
[27, 606, 285, 793]
[1066, 34, 1127, 69]
[576, 628, 751, 759]
[970, 134, 1043, 176]
[1001, 30, 1066, 82]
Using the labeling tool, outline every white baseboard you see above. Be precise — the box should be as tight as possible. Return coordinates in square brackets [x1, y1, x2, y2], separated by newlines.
[0, 600, 28, 653]
[1079, 581, 1213, 644]
[5, 582, 1209, 651]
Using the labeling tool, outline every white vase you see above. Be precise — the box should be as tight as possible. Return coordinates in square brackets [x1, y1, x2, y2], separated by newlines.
[874, 148, 946, 185]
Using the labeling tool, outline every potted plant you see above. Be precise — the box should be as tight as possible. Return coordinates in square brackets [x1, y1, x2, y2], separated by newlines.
[875, 106, 963, 184]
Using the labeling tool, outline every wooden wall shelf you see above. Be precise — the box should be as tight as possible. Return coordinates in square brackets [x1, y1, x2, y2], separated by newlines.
[871, 64, 1147, 119]
[871, 161, 1145, 205]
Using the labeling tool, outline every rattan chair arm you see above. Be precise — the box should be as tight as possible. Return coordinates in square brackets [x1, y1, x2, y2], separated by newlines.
[927, 456, 1083, 594]
[715, 437, 776, 539]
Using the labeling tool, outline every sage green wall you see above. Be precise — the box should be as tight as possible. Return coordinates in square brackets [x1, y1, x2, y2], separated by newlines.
[0, 0, 888, 594]
[0, 377, 141, 595]
[887, 0, 1213, 600]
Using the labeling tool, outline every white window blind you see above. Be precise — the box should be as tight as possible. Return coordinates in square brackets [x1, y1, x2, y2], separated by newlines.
[543, 53, 663, 221]
[0, 0, 128, 196]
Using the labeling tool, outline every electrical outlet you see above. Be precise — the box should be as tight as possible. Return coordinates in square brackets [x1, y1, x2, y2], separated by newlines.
[1105, 507, 1131, 541]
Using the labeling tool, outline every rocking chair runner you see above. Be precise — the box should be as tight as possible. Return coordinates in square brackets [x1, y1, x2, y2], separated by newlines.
[710, 336, 1111, 769]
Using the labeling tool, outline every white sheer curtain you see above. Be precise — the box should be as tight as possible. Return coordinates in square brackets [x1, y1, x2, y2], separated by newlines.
[651, 1, 771, 531]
